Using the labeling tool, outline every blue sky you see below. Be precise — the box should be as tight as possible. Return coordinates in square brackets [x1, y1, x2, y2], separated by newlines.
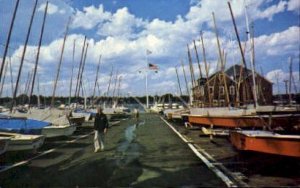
[0, 0, 299, 97]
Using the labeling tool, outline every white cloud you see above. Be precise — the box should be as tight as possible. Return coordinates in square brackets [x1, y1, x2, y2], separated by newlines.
[98, 7, 146, 38]
[254, 26, 299, 56]
[266, 68, 300, 94]
[38, 3, 59, 15]
[287, 0, 300, 12]
[3, 1, 299, 97]
[255, 1, 287, 21]
[71, 4, 111, 29]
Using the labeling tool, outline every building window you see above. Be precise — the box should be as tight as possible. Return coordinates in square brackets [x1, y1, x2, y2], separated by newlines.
[213, 100, 218, 106]
[219, 86, 225, 95]
[200, 86, 204, 96]
[209, 86, 214, 95]
[220, 100, 225, 106]
[229, 85, 235, 95]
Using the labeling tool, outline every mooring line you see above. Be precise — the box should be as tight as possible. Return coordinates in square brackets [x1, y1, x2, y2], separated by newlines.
[0, 131, 94, 173]
[160, 117, 237, 187]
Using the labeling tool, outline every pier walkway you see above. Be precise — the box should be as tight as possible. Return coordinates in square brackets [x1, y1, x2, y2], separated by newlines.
[0, 114, 225, 187]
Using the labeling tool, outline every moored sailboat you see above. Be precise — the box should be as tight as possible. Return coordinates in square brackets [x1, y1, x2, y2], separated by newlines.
[230, 130, 300, 157]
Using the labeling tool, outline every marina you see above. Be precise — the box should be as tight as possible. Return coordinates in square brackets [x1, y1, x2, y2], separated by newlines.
[0, 114, 299, 187]
[0, 0, 299, 187]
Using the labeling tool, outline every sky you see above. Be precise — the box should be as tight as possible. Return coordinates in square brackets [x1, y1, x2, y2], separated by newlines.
[0, 0, 299, 97]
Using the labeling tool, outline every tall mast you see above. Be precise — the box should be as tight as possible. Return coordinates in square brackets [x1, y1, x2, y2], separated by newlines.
[106, 66, 114, 97]
[11, 0, 38, 112]
[180, 60, 190, 104]
[212, 12, 230, 106]
[187, 44, 196, 89]
[74, 36, 87, 98]
[112, 70, 119, 99]
[244, 1, 258, 107]
[289, 57, 292, 104]
[51, 17, 71, 107]
[69, 39, 76, 105]
[0, 0, 20, 83]
[175, 66, 183, 96]
[92, 54, 101, 106]
[228, 2, 253, 107]
[0, 60, 9, 97]
[116, 76, 122, 105]
[9, 58, 14, 96]
[29, 1, 48, 107]
[77, 42, 89, 98]
[37, 74, 40, 107]
[200, 31, 212, 107]
[193, 40, 203, 79]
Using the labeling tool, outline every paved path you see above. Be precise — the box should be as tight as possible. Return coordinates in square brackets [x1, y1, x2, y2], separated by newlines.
[0, 114, 225, 187]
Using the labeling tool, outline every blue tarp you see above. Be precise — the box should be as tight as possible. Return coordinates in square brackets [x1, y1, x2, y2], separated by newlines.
[0, 117, 51, 135]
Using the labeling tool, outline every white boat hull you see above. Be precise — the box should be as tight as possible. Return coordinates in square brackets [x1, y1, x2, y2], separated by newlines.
[0, 132, 45, 152]
[42, 125, 76, 138]
[0, 137, 10, 155]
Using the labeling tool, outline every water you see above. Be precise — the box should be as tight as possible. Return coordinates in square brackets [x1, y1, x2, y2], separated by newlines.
[115, 121, 145, 167]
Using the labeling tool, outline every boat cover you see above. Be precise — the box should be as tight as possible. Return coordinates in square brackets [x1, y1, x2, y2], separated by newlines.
[0, 117, 50, 135]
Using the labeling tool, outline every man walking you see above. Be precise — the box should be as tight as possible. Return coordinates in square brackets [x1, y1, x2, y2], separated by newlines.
[94, 107, 108, 152]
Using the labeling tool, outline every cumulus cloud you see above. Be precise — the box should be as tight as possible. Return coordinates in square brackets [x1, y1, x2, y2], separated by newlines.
[266, 68, 300, 94]
[2, 0, 299, 97]
[38, 3, 60, 15]
[71, 4, 111, 29]
[287, 0, 300, 12]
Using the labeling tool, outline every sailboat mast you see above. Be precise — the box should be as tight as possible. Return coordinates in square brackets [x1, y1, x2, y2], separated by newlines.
[187, 44, 196, 89]
[200, 31, 212, 107]
[289, 57, 293, 104]
[77, 42, 89, 98]
[29, 1, 48, 107]
[212, 12, 230, 107]
[244, 2, 258, 107]
[74, 36, 87, 98]
[180, 60, 190, 104]
[106, 66, 114, 97]
[11, 0, 38, 112]
[175, 66, 183, 96]
[69, 39, 76, 106]
[112, 70, 119, 100]
[228, 2, 254, 107]
[51, 17, 71, 107]
[193, 40, 203, 79]
[92, 54, 101, 106]
[0, 60, 9, 97]
[9, 58, 14, 96]
[0, 0, 20, 83]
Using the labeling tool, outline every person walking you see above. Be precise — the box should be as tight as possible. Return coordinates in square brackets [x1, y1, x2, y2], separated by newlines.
[133, 108, 139, 122]
[94, 107, 108, 152]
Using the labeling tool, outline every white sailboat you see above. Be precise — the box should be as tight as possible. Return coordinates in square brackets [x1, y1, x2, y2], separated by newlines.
[0, 132, 44, 152]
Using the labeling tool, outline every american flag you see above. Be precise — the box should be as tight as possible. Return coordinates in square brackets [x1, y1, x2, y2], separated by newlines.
[148, 63, 158, 70]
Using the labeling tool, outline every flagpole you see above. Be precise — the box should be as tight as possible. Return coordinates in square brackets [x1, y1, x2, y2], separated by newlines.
[146, 52, 149, 109]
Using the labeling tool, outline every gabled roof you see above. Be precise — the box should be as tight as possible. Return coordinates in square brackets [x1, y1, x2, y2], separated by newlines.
[195, 64, 272, 85]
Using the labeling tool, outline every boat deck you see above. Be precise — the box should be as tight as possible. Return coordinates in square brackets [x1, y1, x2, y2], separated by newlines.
[0, 113, 299, 187]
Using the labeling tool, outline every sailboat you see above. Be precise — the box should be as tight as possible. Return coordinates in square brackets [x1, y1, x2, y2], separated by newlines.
[230, 130, 300, 157]
[0, 136, 10, 155]
[187, 5, 300, 130]
[0, 131, 44, 152]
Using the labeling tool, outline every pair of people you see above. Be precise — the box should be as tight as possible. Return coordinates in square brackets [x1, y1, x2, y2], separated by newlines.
[94, 107, 108, 152]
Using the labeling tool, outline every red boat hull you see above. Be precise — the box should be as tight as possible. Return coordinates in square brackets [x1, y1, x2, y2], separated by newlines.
[230, 131, 300, 157]
[188, 115, 300, 128]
